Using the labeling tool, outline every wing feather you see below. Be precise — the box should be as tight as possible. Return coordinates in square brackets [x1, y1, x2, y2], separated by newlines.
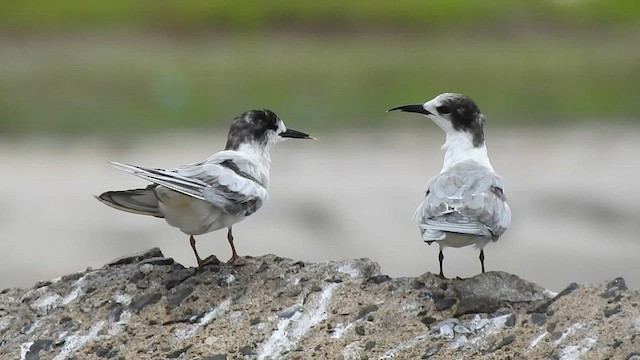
[417, 161, 511, 241]
[109, 158, 267, 216]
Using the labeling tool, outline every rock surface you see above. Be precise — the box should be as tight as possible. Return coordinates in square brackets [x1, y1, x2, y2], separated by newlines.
[1, 248, 638, 359]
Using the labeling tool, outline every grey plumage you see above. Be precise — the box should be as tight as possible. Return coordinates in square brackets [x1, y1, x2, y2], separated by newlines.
[417, 160, 510, 243]
[389, 93, 511, 277]
[97, 185, 163, 218]
[96, 109, 313, 265]
[106, 160, 267, 217]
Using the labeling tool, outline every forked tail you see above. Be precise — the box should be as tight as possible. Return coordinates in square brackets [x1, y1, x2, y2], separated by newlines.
[96, 185, 164, 218]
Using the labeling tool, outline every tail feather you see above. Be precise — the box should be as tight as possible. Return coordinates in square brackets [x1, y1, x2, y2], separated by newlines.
[96, 185, 164, 218]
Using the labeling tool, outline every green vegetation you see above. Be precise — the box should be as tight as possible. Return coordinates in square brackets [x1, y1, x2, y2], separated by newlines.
[1, 33, 638, 134]
[2, 1, 640, 30]
[0, 1, 638, 134]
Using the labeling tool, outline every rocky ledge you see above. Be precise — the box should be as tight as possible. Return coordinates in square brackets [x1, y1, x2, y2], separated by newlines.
[1, 248, 638, 360]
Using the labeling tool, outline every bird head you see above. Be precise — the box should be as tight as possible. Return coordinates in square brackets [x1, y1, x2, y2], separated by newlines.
[226, 109, 314, 151]
[389, 93, 485, 147]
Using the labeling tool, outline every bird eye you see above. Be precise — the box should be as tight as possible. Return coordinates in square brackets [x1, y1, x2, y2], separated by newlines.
[436, 106, 451, 115]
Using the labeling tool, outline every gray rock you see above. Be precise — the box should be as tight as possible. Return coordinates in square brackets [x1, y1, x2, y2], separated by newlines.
[130, 293, 162, 313]
[531, 312, 547, 326]
[139, 257, 175, 266]
[1, 249, 638, 360]
[486, 334, 516, 353]
[166, 345, 193, 358]
[202, 354, 227, 360]
[422, 343, 442, 358]
[163, 268, 196, 290]
[354, 304, 378, 321]
[604, 304, 622, 317]
[238, 346, 255, 355]
[435, 298, 456, 311]
[452, 271, 549, 315]
[24, 339, 52, 360]
[367, 275, 391, 284]
[107, 247, 164, 266]
[533, 282, 579, 313]
[167, 285, 195, 311]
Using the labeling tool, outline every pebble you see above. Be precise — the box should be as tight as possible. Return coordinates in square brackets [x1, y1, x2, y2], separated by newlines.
[139, 264, 154, 275]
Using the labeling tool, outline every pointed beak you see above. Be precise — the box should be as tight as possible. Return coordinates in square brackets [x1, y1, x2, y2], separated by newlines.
[280, 128, 315, 139]
[388, 104, 431, 116]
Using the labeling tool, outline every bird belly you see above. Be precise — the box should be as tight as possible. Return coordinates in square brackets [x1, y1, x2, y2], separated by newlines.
[156, 189, 244, 235]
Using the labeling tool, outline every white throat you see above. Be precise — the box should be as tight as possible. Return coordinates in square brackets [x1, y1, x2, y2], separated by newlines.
[441, 131, 494, 172]
[237, 141, 272, 163]
[235, 142, 273, 186]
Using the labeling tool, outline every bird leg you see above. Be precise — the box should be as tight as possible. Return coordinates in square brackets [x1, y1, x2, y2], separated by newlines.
[438, 249, 445, 279]
[227, 227, 239, 263]
[189, 236, 204, 266]
[479, 250, 485, 273]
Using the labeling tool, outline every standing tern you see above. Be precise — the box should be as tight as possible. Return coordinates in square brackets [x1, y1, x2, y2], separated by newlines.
[96, 109, 314, 265]
[389, 93, 511, 278]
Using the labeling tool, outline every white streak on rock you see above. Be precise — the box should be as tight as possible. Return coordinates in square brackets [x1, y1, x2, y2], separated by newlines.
[113, 292, 132, 306]
[528, 332, 548, 350]
[450, 335, 468, 349]
[62, 287, 82, 305]
[544, 289, 559, 298]
[342, 342, 363, 360]
[380, 333, 429, 359]
[331, 322, 354, 339]
[553, 323, 582, 345]
[337, 264, 360, 278]
[559, 336, 597, 360]
[174, 298, 231, 340]
[258, 282, 338, 360]
[22, 319, 41, 334]
[32, 294, 63, 313]
[483, 314, 511, 336]
[63, 275, 87, 306]
[31, 275, 86, 314]
[467, 315, 490, 332]
[467, 314, 511, 346]
[439, 323, 455, 338]
[109, 310, 131, 336]
[53, 321, 104, 360]
[20, 341, 34, 360]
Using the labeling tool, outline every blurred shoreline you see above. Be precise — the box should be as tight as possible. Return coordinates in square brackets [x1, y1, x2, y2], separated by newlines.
[1, 127, 639, 291]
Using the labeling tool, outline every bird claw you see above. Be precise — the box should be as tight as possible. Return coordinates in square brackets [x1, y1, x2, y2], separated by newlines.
[227, 253, 240, 263]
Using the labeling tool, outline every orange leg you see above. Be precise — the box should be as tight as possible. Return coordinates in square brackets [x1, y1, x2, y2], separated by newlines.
[189, 236, 204, 266]
[227, 227, 239, 263]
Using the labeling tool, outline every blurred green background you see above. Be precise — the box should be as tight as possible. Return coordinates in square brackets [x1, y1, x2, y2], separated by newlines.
[2, 1, 640, 291]
[1, 0, 639, 134]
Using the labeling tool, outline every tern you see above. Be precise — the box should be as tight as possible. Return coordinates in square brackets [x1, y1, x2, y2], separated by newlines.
[97, 109, 313, 265]
[389, 93, 511, 278]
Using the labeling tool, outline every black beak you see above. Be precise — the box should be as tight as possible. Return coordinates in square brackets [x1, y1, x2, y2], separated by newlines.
[280, 128, 315, 139]
[388, 104, 431, 116]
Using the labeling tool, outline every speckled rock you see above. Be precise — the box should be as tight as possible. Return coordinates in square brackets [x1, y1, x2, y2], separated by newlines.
[0, 248, 639, 359]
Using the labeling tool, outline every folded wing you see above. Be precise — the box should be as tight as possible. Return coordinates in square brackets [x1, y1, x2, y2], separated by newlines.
[417, 161, 511, 241]
[109, 158, 268, 217]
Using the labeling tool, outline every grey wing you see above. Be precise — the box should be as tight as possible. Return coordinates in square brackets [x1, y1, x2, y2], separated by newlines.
[417, 164, 511, 240]
[109, 160, 268, 216]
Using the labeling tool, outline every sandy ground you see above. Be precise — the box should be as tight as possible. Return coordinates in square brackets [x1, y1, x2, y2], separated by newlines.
[1, 126, 639, 291]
